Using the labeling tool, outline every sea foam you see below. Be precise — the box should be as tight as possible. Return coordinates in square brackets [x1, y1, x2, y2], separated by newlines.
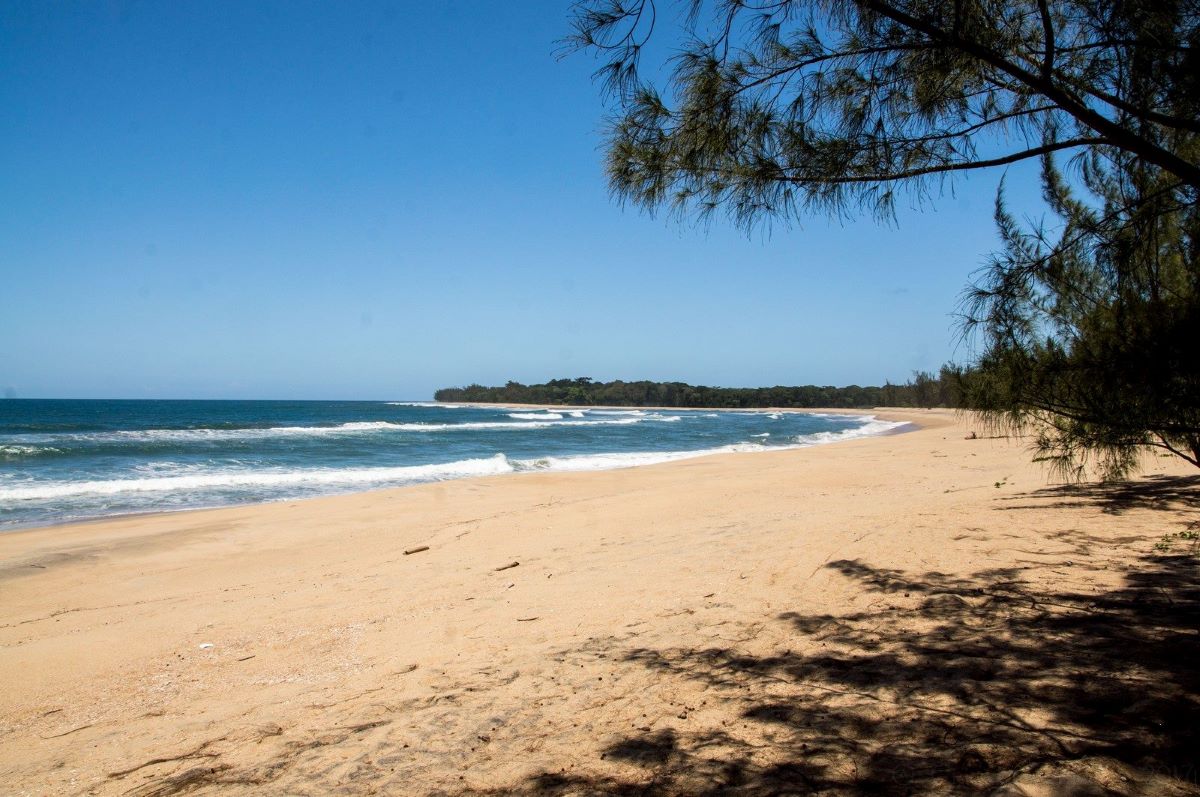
[0, 402, 910, 528]
[5, 415, 692, 446]
[511, 444, 768, 473]
[0, 417, 907, 503]
[791, 415, 908, 445]
[386, 401, 461, 408]
[0, 454, 515, 501]
[1, 445, 60, 458]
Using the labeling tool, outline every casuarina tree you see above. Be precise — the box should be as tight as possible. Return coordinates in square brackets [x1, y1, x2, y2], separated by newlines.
[566, 0, 1199, 478]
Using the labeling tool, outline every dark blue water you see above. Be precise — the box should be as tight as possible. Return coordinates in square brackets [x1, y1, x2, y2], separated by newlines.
[0, 399, 902, 528]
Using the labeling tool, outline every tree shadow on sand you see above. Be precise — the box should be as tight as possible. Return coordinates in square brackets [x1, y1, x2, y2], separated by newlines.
[995, 474, 1200, 516]
[455, 484, 1200, 796]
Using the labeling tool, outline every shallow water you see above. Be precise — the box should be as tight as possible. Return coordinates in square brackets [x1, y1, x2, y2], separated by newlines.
[0, 399, 904, 528]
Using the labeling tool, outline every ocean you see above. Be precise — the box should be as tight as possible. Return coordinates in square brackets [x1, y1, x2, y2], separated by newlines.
[0, 399, 905, 529]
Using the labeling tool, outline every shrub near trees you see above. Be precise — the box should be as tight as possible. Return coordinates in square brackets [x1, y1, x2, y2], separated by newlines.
[566, 0, 1199, 478]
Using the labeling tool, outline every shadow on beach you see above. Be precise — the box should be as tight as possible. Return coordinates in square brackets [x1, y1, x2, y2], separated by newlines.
[994, 474, 1200, 516]
[456, 482, 1200, 796]
[81, 479, 1200, 796]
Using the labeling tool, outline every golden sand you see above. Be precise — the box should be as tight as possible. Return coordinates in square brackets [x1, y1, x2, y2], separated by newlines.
[2, 409, 1197, 795]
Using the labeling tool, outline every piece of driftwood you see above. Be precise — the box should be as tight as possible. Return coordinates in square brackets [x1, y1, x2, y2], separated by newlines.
[495, 561, 519, 572]
[41, 723, 94, 740]
[404, 546, 430, 556]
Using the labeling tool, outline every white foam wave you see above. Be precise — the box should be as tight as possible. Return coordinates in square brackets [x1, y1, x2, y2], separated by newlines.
[9, 421, 410, 445]
[508, 412, 563, 420]
[588, 410, 647, 416]
[8, 414, 695, 445]
[791, 415, 907, 446]
[2, 415, 909, 508]
[511, 417, 906, 474]
[395, 415, 682, 432]
[392, 418, 645, 432]
[512, 442, 773, 473]
[386, 401, 461, 408]
[0, 455, 515, 501]
[1, 444, 60, 457]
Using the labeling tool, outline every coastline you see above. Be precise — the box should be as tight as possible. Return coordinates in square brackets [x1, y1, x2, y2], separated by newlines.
[2, 408, 1196, 795]
[0, 405, 930, 536]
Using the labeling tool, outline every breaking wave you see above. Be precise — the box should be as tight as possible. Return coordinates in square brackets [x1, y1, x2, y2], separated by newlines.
[4, 415, 692, 447]
[0, 455, 516, 501]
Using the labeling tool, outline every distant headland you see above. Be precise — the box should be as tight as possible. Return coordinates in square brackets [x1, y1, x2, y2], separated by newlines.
[434, 372, 965, 409]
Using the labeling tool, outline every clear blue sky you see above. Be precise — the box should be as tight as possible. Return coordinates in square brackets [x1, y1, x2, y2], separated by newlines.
[1, 1, 1034, 400]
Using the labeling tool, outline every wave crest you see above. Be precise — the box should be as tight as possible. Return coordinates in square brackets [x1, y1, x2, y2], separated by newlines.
[4, 414, 694, 446]
[0, 454, 515, 501]
[1, 444, 60, 458]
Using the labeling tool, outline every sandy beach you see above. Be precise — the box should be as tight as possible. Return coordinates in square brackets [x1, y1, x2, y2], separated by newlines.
[2, 409, 1197, 796]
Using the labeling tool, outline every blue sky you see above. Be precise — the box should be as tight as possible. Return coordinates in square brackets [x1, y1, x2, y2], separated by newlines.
[1, 1, 1032, 399]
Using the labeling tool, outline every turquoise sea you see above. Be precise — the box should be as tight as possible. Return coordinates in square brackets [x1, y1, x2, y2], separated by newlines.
[0, 400, 906, 529]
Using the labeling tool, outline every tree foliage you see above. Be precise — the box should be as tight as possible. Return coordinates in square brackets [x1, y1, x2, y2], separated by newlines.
[567, 0, 1200, 477]
[964, 151, 1200, 478]
[435, 369, 967, 408]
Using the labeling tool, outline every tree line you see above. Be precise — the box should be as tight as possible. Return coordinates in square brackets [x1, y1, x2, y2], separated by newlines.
[434, 369, 969, 409]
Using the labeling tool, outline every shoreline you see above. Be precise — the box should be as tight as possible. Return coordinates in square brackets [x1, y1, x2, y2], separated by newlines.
[0, 407, 933, 537]
[3, 408, 1195, 795]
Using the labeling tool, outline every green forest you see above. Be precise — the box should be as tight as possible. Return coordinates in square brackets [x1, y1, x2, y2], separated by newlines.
[434, 369, 967, 409]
